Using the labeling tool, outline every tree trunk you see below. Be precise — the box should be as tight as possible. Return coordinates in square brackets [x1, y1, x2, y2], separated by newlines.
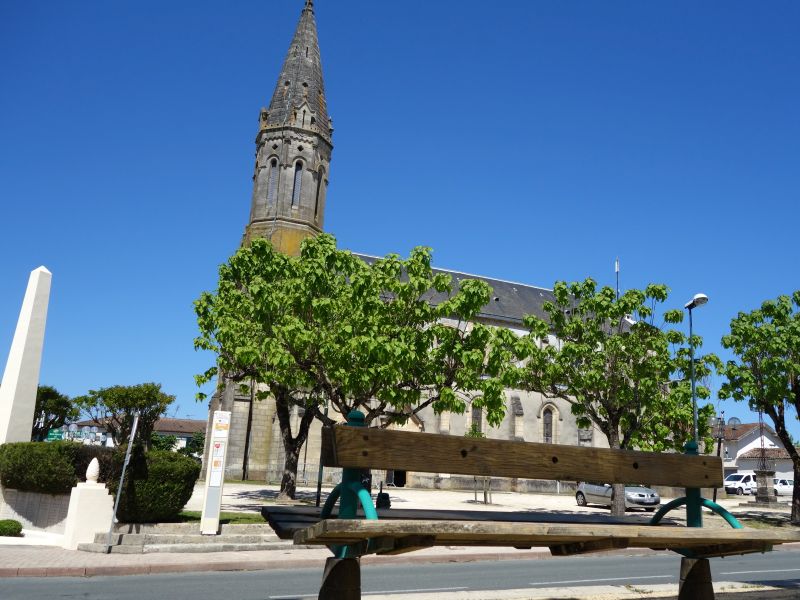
[792, 459, 800, 525]
[279, 444, 300, 500]
[607, 427, 627, 516]
[274, 387, 317, 500]
[763, 402, 800, 524]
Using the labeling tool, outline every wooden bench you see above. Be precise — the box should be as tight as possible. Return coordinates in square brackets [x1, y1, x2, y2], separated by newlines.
[263, 411, 800, 599]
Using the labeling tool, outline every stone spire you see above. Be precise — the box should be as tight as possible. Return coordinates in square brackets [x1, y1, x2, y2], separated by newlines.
[263, 0, 330, 141]
[243, 0, 333, 256]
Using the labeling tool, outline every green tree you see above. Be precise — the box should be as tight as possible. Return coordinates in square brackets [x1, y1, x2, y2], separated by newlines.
[150, 432, 178, 452]
[179, 431, 206, 457]
[31, 385, 78, 441]
[74, 383, 174, 449]
[195, 234, 508, 498]
[505, 279, 718, 515]
[719, 291, 800, 524]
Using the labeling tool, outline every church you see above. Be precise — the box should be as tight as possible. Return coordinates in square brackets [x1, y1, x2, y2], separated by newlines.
[205, 0, 605, 490]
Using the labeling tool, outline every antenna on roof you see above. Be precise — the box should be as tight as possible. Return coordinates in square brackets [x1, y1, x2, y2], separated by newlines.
[615, 257, 620, 300]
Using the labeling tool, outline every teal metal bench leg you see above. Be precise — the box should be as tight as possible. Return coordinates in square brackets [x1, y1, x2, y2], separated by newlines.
[650, 497, 742, 529]
[320, 410, 379, 562]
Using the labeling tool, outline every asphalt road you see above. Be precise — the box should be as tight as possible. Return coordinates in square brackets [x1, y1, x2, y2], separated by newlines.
[1, 551, 799, 599]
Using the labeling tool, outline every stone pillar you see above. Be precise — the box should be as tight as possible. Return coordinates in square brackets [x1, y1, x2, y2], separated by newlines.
[319, 557, 360, 600]
[753, 469, 779, 505]
[678, 557, 715, 600]
[0, 266, 52, 444]
[62, 459, 114, 550]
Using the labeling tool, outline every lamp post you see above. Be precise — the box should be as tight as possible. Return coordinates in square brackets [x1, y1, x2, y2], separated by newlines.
[712, 413, 725, 502]
[683, 293, 708, 527]
[684, 293, 708, 450]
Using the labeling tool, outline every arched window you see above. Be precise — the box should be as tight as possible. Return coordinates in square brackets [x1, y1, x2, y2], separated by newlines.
[314, 167, 325, 217]
[471, 406, 482, 436]
[291, 161, 303, 207]
[266, 158, 278, 206]
[543, 408, 553, 443]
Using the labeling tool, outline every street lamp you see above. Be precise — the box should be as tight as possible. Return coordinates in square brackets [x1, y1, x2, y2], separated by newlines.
[683, 293, 707, 528]
[684, 293, 708, 448]
[712, 412, 725, 502]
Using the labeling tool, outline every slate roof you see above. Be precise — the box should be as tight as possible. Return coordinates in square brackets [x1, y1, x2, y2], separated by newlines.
[352, 253, 555, 327]
[265, 0, 330, 138]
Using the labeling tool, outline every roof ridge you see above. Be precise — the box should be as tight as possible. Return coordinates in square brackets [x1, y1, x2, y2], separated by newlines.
[350, 252, 553, 292]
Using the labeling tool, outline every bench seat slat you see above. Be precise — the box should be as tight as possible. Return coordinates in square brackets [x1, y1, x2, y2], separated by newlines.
[294, 518, 800, 558]
[322, 426, 723, 488]
[262, 505, 669, 540]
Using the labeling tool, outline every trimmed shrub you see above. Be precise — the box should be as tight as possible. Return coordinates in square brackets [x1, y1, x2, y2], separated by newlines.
[107, 450, 200, 523]
[0, 519, 23, 537]
[0, 442, 199, 523]
[0, 442, 78, 494]
[72, 444, 115, 483]
[0, 442, 117, 494]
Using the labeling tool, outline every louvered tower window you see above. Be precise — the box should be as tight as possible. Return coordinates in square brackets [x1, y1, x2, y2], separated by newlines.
[291, 161, 303, 207]
[267, 158, 278, 206]
[314, 167, 325, 217]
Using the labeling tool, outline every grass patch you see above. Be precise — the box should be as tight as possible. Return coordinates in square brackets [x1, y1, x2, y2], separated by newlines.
[178, 510, 265, 525]
[737, 516, 792, 529]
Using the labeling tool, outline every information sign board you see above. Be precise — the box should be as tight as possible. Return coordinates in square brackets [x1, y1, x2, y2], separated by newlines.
[200, 411, 231, 535]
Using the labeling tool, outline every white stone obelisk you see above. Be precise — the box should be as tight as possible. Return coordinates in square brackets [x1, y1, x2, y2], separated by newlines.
[0, 266, 52, 444]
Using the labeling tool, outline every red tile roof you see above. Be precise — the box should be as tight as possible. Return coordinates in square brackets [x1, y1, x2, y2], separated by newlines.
[738, 447, 792, 460]
[76, 417, 206, 435]
[153, 418, 206, 435]
[723, 422, 776, 441]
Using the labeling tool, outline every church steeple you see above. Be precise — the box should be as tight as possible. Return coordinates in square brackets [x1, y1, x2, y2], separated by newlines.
[243, 0, 333, 255]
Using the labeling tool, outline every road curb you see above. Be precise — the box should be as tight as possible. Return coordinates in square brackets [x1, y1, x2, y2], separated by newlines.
[1, 542, 797, 579]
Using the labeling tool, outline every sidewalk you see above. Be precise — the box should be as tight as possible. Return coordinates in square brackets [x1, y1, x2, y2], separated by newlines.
[0, 483, 796, 598]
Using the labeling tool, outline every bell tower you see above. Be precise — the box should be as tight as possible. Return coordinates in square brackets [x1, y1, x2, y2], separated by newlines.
[243, 0, 332, 256]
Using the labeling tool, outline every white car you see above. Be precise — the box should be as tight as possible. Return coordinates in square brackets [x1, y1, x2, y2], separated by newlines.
[723, 473, 757, 495]
[773, 478, 794, 497]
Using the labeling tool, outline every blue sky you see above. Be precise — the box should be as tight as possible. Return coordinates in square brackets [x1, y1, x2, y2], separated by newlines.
[1, 1, 798, 439]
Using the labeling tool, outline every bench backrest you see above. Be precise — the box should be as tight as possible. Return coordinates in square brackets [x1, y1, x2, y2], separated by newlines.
[321, 425, 723, 489]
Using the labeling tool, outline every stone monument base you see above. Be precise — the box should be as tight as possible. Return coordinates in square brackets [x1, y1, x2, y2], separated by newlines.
[62, 481, 114, 550]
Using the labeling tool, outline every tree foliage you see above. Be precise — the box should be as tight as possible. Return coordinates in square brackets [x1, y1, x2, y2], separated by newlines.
[179, 431, 205, 457]
[195, 234, 508, 497]
[719, 291, 800, 524]
[503, 279, 718, 514]
[74, 383, 174, 449]
[31, 385, 78, 441]
[150, 432, 178, 452]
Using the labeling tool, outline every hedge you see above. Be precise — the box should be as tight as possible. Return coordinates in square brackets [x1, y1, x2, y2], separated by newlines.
[0, 519, 23, 537]
[106, 450, 200, 523]
[0, 442, 199, 523]
[0, 442, 79, 494]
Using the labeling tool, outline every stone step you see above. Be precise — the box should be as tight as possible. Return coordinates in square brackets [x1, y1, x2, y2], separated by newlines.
[77, 542, 146, 554]
[77, 540, 299, 554]
[111, 522, 272, 535]
[141, 542, 299, 554]
[94, 532, 280, 545]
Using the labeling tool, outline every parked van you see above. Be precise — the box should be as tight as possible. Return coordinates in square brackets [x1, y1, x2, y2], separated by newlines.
[723, 472, 757, 495]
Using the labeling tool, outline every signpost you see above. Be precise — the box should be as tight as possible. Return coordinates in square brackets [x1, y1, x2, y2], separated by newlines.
[106, 411, 140, 553]
[200, 411, 231, 535]
[46, 428, 63, 441]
